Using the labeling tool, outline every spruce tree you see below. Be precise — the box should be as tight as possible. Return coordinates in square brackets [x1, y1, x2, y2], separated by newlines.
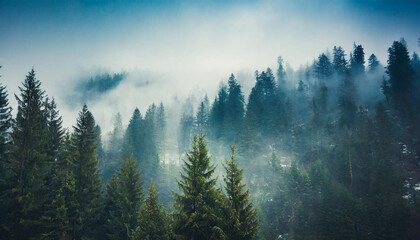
[224, 74, 245, 144]
[104, 154, 143, 240]
[71, 104, 102, 239]
[134, 181, 169, 240]
[42, 132, 77, 240]
[173, 134, 225, 240]
[385, 40, 414, 112]
[351, 44, 365, 75]
[368, 54, 380, 72]
[0, 71, 12, 238]
[222, 146, 258, 240]
[5, 69, 49, 239]
[333, 46, 347, 75]
[314, 53, 332, 81]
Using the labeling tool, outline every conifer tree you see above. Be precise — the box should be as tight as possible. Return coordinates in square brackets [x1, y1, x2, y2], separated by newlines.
[134, 181, 169, 240]
[351, 44, 365, 75]
[104, 155, 143, 240]
[209, 86, 227, 140]
[5, 69, 49, 239]
[0, 70, 12, 238]
[222, 146, 258, 240]
[71, 104, 102, 239]
[0, 74, 12, 164]
[195, 101, 208, 133]
[368, 54, 380, 72]
[156, 102, 166, 154]
[385, 40, 414, 112]
[314, 53, 332, 81]
[277, 56, 286, 86]
[42, 133, 77, 240]
[333, 46, 347, 74]
[173, 134, 225, 240]
[223, 74, 244, 144]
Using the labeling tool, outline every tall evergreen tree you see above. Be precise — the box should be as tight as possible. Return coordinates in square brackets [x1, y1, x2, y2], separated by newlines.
[351, 44, 365, 75]
[134, 181, 169, 240]
[314, 53, 332, 81]
[4, 69, 49, 239]
[222, 146, 258, 240]
[71, 104, 102, 239]
[0, 71, 12, 238]
[368, 54, 380, 72]
[209, 85, 227, 140]
[173, 134, 225, 240]
[277, 56, 286, 87]
[333, 46, 347, 75]
[385, 40, 414, 111]
[103, 155, 143, 240]
[223, 74, 244, 144]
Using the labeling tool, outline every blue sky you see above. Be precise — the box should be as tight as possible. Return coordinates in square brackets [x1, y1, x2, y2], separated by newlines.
[1, 0, 419, 130]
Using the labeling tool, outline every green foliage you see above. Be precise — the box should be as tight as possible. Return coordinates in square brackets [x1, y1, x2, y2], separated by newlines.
[134, 181, 169, 240]
[71, 104, 102, 239]
[4, 69, 50, 239]
[222, 146, 258, 240]
[173, 134, 225, 240]
[104, 155, 143, 240]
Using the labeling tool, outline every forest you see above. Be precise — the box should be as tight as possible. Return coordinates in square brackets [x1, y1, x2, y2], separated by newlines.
[1, 39, 420, 240]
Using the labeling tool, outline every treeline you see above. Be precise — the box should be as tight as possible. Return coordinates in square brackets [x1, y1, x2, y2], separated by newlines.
[177, 39, 420, 239]
[0, 68, 258, 239]
[1, 38, 420, 239]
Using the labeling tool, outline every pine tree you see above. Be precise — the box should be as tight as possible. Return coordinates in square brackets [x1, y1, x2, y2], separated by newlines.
[277, 56, 286, 87]
[71, 104, 102, 239]
[223, 74, 244, 144]
[42, 133, 77, 240]
[173, 134, 225, 240]
[156, 102, 167, 155]
[0, 71, 13, 238]
[351, 44, 365, 75]
[134, 181, 169, 240]
[104, 155, 143, 240]
[143, 104, 159, 185]
[314, 53, 332, 81]
[122, 108, 143, 161]
[0, 73, 12, 164]
[368, 54, 380, 72]
[333, 46, 347, 75]
[222, 146, 258, 240]
[4, 69, 50, 239]
[195, 100, 209, 134]
[385, 40, 414, 113]
[102, 112, 124, 181]
[209, 85, 227, 140]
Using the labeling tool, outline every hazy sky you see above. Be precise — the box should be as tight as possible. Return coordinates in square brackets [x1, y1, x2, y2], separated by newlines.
[1, 0, 419, 131]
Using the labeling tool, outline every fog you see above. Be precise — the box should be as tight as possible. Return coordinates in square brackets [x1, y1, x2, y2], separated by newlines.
[1, 0, 419, 132]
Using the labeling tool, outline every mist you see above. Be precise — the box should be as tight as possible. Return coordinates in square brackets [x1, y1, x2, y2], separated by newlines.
[1, 0, 420, 239]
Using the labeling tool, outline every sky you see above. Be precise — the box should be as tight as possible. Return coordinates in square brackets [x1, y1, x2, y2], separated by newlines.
[1, 0, 419, 132]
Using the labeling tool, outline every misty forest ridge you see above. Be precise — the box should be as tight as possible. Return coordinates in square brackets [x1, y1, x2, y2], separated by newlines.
[1, 0, 420, 240]
[1, 39, 420, 239]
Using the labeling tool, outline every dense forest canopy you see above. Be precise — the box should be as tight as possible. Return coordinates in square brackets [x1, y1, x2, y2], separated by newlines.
[1, 38, 420, 239]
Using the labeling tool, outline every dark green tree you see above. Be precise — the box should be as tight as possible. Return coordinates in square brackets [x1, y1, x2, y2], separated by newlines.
[314, 53, 332, 81]
[103, 154, 143, 240]
[0, 72, 12, 238]
[333, 46, 347, 75]
[351, 44, 365, 75]
[134, 181, 169, 240]
[173, 134, 225, 240]
[71, 104, 102, 239]
[4, 69, 49, 239]
[368, 53, 380, 72]
[222, 146, 258, 240]
[223, 74, 244, 144]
